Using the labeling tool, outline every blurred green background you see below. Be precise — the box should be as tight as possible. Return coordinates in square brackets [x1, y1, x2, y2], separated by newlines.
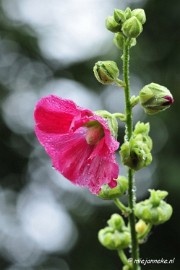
[0, 0, 180, 269]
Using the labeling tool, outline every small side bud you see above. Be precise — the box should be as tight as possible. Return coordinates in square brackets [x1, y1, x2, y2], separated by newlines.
[113, 32, 125, 50]
[130, 95, 140, 107]
[139, 83, 174, 115]
[93, 61, 119, 85]
[105, 16, 121, 33]
[135, 220, 148, 234]
[122, 16, 143, 38]
[114, 9, 126, 23]
[132, 9, 146, 25]
[98, 176, 128, 200]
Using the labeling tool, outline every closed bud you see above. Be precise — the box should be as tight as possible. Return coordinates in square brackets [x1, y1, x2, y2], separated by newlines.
[107, 214, 125, 231]
[113, 32, 125, 50]
[98, 214, 130, 250]
[135, 190, 173, 225]
[105, 16, 121, 33]
[122, 16, 143, 38]
[132, 9, 146, 25]
[135, 219, 148, 234]
[93, 61, 119, 85]
[139, 83, 174, 115]
[98, 176, 128, 200]
[114, 9, 126, 23]
[124, 7, 132, 19]
[98, 228, 130, 250]
[120, 130, 152, 171]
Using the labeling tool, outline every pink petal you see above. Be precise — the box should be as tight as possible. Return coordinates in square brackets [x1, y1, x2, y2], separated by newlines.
[34, 95, 92, 135]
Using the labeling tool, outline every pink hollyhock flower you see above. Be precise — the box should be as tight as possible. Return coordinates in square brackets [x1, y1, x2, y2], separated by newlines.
[34, 95, 119, 194]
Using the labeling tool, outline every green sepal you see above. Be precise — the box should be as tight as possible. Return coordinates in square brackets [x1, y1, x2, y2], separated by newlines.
[98, 176, 128, 200]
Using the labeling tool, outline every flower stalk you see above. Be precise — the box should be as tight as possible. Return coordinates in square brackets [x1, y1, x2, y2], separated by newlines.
[122, 39, 140, 269]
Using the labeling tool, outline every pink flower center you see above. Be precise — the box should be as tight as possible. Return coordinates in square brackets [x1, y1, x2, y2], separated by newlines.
[85, 121, 104, 145]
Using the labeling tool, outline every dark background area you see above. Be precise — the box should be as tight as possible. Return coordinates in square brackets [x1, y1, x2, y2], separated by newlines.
[0, 0, 180, 269]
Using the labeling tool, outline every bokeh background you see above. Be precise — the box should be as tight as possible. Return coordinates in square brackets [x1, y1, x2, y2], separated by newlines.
[0, 0, 180, 269]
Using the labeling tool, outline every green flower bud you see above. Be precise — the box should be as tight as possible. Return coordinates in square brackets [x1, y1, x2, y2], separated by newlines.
[105, 16, 121, 33]
[98, 176, 128, 200]
[124, 7, 132, 20]
[98, 214, 130, 250]
[122, 16, 143, 38]
[120, 138, 152, 171]
[114, 9, 126, 23]
[139, 83, 174, 115]
[130, 95, 140, 107]
[93, 61, 119, 85]
[98, 228, 131, 250]
[135, 190, 173, 225]
[113, 32, 125, 50]
[133, 121, 150, 136]
[107, 214, 125, 231]
[132, 9, 146, 25]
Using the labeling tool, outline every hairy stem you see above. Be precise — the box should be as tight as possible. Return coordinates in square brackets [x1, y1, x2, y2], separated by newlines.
[114, 198, 131, 215]
[123, 39, 140, 269]
[118, 249, 132, 268]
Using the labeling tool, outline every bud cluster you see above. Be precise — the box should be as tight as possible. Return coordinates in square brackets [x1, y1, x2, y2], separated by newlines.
[106, 7, 146, 50]
[135, 190, 173, 225]
[120, 122, 152, 170]
[98, 214, 130, 250]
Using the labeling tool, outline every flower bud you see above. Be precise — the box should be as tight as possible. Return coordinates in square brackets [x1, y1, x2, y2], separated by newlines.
[98, 176, 128, 200]
[122, 16, 143, 38]
[135, 190, 173, 225]
[132, 9, 146, 24]
[98, 228, 130, 250]
[124, 7, 132, 19]
[114, 9, 126, 23]
[120, 125, 152, 171]
[113, 32, 125, 50]
[93, 61, 119, 85]
[139, 83, 174, 115]
[98, 214, 130, 250]
[105, 16, 121, 33]
[135, 220, 148, 234]
[107, 214, 125, 231]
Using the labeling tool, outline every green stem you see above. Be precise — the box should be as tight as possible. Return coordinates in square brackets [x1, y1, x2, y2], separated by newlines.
[118, 249, 132, 268]
[123, 39, 140, 270]
[114, 198, 131, 215]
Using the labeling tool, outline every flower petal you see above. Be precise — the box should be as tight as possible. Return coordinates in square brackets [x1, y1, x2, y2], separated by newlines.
[34, 95, 92, 135]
